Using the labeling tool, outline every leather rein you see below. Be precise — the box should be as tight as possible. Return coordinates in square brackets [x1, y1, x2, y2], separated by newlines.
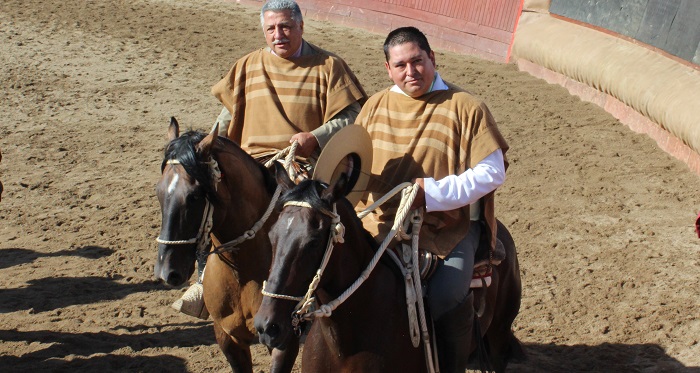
[155, 158, 281, 257]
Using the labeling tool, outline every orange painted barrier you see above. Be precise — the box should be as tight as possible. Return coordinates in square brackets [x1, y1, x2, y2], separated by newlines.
[237, 0, 523, 62]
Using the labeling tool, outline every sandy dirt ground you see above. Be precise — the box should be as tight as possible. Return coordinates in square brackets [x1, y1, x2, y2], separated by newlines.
[1, 0, 699, 372]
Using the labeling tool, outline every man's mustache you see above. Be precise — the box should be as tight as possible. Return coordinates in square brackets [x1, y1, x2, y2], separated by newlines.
[272, 38, 290, 45]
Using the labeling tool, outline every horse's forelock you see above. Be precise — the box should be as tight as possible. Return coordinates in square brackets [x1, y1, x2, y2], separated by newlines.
[162, 130, 217, 199]
[278, 179, 329, 212]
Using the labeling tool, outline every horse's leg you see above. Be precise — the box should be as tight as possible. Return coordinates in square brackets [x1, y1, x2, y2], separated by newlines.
[484, 225, 525, 373]
[269, 337, 300, 373]
[213, 321, 254, 373]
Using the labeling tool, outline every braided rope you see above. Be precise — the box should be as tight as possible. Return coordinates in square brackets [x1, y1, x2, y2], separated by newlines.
[299, 183, 419, 320]
[209, 185, 283, 255]
[263, 141, 299, 181]
[259, 203, 345, 317]
[294, 204, 344, 317]
[356, 182, 413, 220]
[261, 280, 304, 302]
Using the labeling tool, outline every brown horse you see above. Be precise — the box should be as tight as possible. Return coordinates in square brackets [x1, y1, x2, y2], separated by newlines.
[255, 170, 524, 373]
[154, 118, 298, 373]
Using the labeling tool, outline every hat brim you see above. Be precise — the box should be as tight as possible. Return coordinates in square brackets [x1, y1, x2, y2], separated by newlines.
[312, 125, 372, 206]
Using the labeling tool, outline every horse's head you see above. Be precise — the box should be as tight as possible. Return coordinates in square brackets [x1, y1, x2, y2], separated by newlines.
[254, 164, 351, 350]
[153, 117, 223, 286]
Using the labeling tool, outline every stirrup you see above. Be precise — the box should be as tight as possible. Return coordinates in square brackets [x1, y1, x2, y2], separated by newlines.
[172, 282, 209, 320]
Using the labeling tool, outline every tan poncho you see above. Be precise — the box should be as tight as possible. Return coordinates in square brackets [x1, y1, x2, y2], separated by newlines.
[211, 42, 367, 158]
[355, 84, 509, 257]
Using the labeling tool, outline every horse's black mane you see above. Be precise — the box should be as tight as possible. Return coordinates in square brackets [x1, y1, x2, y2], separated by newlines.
[278, 179, 329, 212]
[162, 130, 277, 202]
[163, 130, 214, 195]
[278, 179, 383, 254]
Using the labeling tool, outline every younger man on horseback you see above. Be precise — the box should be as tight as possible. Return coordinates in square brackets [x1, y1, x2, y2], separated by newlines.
[174, 0, 367, 319]
[355, 26, 509, 373]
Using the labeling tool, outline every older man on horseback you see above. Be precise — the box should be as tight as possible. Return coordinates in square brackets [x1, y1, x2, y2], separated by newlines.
[174, 0, 367, 319]
[355, 26, 509, 373]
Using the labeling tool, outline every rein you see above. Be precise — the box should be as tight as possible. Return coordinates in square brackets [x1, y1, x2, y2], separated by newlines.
[156, 159, 219, 255]
[261, 201, 345, 316]
[261, 182, 438, 373]
[155, 157, 282, 257]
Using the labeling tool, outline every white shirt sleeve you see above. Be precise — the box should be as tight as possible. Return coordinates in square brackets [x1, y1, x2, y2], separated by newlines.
[422, 149, 505, 212]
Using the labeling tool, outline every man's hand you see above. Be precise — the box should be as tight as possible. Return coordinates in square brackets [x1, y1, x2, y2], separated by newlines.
[290, 132, 319, 158]
[410, 178, 425, 210]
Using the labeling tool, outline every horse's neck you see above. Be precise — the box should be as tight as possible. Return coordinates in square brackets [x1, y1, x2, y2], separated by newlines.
[319, 203, 400, 313]
[212, 150, 276, 242]
[313, 206, 409, 359]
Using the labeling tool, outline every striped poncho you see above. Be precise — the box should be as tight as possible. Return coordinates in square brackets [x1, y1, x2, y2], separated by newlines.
[355, 83, 509, 257]
[211, 42, 367, 158]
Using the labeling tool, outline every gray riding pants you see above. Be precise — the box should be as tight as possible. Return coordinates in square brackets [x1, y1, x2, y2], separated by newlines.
[426, 222, 481, 320]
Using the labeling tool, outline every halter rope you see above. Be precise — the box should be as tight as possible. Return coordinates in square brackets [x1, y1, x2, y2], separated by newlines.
[264, 141, 300, 181]
[261, 183, 419, 318]
[155, 155, 283, 257]
[155, 159, 220, 255]
[260, 182, 438, 373]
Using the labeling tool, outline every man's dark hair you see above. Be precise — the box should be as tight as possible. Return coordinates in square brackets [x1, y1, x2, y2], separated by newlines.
[383, 26, 432, 61]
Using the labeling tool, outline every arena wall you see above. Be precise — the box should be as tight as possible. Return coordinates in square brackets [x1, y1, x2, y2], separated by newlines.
[237, 0, 523, 62]
[232, 0, 700, 176]
[512, 0, 700, 175]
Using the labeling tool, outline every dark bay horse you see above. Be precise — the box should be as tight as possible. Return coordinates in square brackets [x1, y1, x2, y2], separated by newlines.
[255, 171, 524, 373]
[154, 118, 298, 373]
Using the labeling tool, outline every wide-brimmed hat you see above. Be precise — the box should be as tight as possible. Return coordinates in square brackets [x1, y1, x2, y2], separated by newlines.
[312, 125, 373, 206]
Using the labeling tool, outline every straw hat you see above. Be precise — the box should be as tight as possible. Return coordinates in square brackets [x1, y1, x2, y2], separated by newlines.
[312, 125, 373, 206]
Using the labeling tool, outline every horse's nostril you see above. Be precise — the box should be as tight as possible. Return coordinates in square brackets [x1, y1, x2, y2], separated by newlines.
[266, 323, 280, 339]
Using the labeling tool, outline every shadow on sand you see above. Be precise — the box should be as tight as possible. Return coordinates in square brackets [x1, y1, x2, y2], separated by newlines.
[0, 325, 215, 372]
[503, 341, 699, 372]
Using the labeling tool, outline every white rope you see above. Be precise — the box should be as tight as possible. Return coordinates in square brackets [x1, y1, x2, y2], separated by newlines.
[156, 158, 218, 250]
[263, 141, 299, 181]
[356, 182, 414, 220]
[409, 212, 437, 373]
[210, 185, 283, 254]
[299, 183, 420, 320]
[261, 280, 304, 302]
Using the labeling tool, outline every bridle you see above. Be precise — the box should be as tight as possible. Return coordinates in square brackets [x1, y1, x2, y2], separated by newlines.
[155, 157, 281, 258]
[261, 200, 345, 335]
[260, 184, 439, 373]
[155, 159, 219, 256]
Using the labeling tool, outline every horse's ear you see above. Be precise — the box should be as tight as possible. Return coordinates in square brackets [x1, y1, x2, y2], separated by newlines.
[197, 131, 217, 157]
[168, 117, 179, 141]
[323, 173, 350, 202]
[273, 162, 296, 191]
[210, 123, 219, 137]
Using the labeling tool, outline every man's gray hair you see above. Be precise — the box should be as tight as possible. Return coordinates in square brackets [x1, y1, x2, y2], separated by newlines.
[260, 0, 303, 27]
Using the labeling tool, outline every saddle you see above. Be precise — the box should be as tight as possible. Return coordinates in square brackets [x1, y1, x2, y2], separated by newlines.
[393, 236, 506, 288]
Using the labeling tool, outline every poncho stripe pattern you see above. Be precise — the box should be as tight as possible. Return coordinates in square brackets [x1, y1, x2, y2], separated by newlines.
[355, 85, 508, 256]
[212, 43, 366, 158]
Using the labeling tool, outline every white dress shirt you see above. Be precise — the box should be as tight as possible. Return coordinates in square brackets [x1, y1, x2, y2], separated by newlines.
[391, 73, 506, 213]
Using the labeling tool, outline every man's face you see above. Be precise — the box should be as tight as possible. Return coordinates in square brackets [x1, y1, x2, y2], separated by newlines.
[263, 10, 303, 59]
[385, 41, 436, 98]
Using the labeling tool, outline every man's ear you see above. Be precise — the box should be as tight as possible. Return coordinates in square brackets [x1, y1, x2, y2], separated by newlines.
[429, 50, 436, 69]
